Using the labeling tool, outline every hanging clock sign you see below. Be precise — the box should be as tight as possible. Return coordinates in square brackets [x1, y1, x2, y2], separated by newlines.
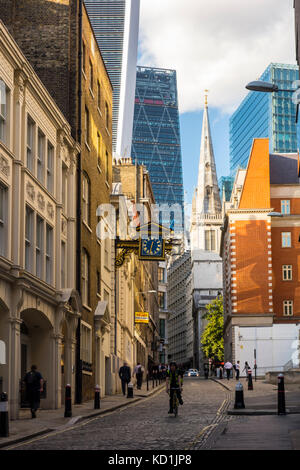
[139, 237, 166, 261]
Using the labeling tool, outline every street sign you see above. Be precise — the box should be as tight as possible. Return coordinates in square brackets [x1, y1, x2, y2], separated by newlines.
[0, 340, 5, 364]
[135, 312, 149, 324]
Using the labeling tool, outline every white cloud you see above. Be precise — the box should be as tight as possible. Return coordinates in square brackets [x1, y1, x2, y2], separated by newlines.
[139, 0, 296, 114]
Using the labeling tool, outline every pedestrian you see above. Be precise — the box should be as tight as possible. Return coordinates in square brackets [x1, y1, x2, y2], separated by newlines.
[242, 361, 250, 380]
[133, 362, 144, 390]
[23, 365, 43, 419]
[235, 360, 240, 380]
[224, 360, 233, 380]
[119, 361, 131, 396]
[204, 363, 209, 379]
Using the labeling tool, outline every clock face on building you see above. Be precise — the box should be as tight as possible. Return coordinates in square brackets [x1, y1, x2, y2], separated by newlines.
[139, 237, 165, 260]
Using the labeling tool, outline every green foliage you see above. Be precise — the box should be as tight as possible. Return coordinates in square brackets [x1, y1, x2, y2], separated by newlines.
[201, 296, 224, 361]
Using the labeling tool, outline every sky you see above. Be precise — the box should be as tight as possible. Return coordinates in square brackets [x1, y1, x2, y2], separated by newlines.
[138, 0, 297, 204]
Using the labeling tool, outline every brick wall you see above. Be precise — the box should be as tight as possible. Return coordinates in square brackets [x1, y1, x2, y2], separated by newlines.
[0, 0, 78, 133]
[235, 219, 270, 314]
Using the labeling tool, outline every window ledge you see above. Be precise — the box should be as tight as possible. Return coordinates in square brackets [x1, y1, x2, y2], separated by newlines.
[82, 70, 87, 80]
[83, 221, 92, 233]
[85, 142, 91, 152]
[83, 304, 92, 312]
[82, 370, 93, 376]
[97, 293, 102, 300]
[97, 107, 102, 117]
[89, 88, 94, 99]
[105, 181, 110, 189]
[97, 165, 102, 174]
[105, 127, 110, 136]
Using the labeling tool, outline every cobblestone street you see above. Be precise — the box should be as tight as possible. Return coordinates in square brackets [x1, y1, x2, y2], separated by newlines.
[8, 379, 228, 451]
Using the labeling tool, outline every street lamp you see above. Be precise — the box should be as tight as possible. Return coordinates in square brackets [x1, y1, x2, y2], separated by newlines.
[245, 80, 299, 122]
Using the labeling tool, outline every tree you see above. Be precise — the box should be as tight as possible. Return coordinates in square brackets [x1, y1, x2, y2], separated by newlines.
[201, 296, 224, 361]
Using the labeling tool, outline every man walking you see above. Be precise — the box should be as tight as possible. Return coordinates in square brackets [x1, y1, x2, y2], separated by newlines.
[133, 362, 144, 390]
[235, 361, 240, 380]
[224, 360, 233, 380]
[119, 362, 131, 396]
[24, 365, 43, 418]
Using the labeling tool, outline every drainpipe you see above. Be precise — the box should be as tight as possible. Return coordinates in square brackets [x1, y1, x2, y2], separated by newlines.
[75, 0, 83, 405]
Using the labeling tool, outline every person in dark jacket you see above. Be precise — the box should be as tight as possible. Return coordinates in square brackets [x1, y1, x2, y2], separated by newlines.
[24, 365, 43, 418]
[119, 362, 131, 396]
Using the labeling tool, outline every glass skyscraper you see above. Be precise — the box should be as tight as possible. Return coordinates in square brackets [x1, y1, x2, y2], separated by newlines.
[84, 0, 140, 157]
[219, 176, 234, 202]
[132, 66, 184, 225]
[230, 63, 300, 177]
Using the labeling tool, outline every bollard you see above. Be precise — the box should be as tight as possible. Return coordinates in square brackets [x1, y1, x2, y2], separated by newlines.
[0, 392, 9, 437]
[219, 367, 223, 380]
[234, 382, 245, 409]
[64, 384, 72, 418]
[147, 373, 149, 391]
[127, 382, 134, 399]
[94, 384, 100, 409]
[278, 373, 286, 415]
[248, 369, 253, 390]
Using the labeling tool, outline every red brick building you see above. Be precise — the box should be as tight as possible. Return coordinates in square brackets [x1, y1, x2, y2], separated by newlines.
[221, 139, 300, 375]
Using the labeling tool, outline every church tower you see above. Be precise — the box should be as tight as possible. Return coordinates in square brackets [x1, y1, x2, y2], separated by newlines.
[191, 93, 222, 252]
[190, 94, 223, 370]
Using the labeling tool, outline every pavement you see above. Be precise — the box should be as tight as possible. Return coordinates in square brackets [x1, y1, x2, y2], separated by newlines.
[0, 381, 165, 449]
[206, 376, 300, 450]
[211, 375, 300, 415]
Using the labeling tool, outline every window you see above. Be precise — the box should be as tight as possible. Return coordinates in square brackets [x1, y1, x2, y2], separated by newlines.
[46, 224, 53, 285]
[158, 268, 165, 283]
[282, 232, 291, 248]
[89, 60, 93, 91]
[158, 292, 166, 309]
[80, 321, 92, 365]
[82, 173, 90, 226]
[25, 206, 34, 273]
[104, 290, 110, 315]
[97, 132, 101, 169]
[282, 265, 292, 281]
[97, 81, 101, 109]
[283, 300, 293, 316]
[85, 107, 90, 146]
[0, 80, 8, 144]
[97, 270, 101, 295]
[159, 319, 166, 339]
[205, 230, 216, 251]
[105, 102, 109, 130]
[47, 142, 54, 193]
[281, 200, 290, 215]
[0, 183, 7, 256]
[62, 162, 68, 212]
[82, 250, 90, 307]
[61, 240, 66, 288]
[104, 236, 109, 268]
[27, 116, 35, 172]
[36, 216, 44, 279]
[105, 150, 109, 182]
[37, 130, 45, 183]
[82, 42, 86, 74]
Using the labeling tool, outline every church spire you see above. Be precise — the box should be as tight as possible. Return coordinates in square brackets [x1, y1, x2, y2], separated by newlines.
[195, 93, 221, 215]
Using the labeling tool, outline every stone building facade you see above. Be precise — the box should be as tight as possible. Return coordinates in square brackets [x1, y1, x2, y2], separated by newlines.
[111, 158, 160, 386]
[0, 0, 114, 402]
[167, 251, 193, 368]
[0, 20, 80, 419]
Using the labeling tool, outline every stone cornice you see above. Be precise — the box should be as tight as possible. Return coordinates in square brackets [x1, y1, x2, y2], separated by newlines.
[227, 208, 272, 215]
